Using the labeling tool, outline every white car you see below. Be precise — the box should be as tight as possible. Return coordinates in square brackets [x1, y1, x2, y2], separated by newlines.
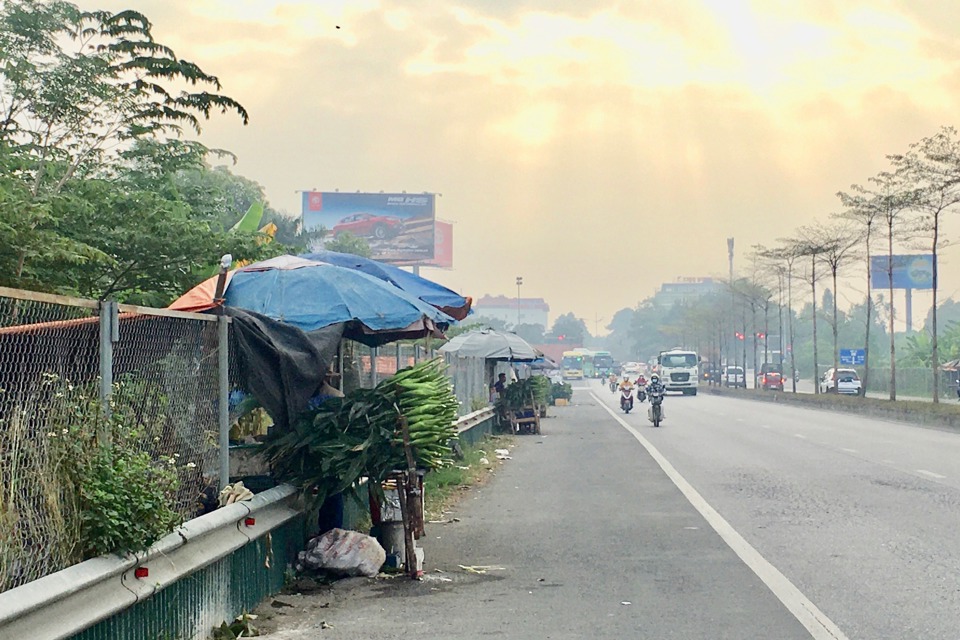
[622, 362, 642, 377]
[820, 368, 862, 395]
[723, 365, 745, 388]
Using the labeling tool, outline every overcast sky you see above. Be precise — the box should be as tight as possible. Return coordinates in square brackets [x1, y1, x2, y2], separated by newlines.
[82, 0, 960, 333]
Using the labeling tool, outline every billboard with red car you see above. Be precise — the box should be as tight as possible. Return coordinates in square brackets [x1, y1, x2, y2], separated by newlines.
[302, 192, 435, 263]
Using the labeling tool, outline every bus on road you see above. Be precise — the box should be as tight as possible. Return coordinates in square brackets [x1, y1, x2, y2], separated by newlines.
[562, 351, 585, 380]
[572, 348, 596, 378]
[593, 350, 614, 378]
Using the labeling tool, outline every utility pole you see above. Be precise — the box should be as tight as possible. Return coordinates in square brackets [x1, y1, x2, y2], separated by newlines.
[516, 276, 523, 328]
[727, 237, 735, 373]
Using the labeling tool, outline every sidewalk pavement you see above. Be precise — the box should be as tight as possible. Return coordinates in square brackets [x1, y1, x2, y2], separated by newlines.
[254, 391, 809, 639]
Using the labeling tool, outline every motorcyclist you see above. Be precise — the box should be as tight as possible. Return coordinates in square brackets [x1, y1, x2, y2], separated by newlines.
[646, 373, 665, 395]
[646, 373, 666, 420]
[618, 374, 634, 411]
[608, 372, 619, 391]
[634, 374, 648, 402]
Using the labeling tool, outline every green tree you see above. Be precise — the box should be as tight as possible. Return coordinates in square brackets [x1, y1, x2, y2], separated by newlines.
[890, 126, 960, 402]
[0, 0, 248, 288]
[514, 323, 545, 345]
[550, 312, 588, 345]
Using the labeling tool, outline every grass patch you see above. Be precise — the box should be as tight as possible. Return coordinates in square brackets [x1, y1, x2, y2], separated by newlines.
[423, 435, 514, 520]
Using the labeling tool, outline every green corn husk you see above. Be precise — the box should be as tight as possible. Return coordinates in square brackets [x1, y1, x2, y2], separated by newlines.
[262, 359, 459, 508]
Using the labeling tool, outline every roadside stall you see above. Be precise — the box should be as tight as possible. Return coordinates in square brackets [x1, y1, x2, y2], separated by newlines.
[169, 253, 472, 579]
[438, 329, 546, 434]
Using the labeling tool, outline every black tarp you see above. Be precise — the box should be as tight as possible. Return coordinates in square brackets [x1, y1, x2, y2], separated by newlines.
[226, 308, 344, 431]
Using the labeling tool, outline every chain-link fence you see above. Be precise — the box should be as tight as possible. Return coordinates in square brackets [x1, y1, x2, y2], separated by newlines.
[443, 354, 491, 415]
[0, 288, 225, 593]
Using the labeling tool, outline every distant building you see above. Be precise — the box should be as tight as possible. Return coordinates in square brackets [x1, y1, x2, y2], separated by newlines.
[474, 294, 550, 328]
[653, 277, 721, 309]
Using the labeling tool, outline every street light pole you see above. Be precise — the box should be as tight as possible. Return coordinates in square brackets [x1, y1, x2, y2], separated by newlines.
[516, 276, 523, 328]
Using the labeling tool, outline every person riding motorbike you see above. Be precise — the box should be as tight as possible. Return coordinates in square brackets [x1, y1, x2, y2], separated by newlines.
[634, 374, 648, 402]
[608, 372, 619, 392]
[646, 373, 666, 421]
[619, 375, 635, 412]
[646, 373, 665, 395]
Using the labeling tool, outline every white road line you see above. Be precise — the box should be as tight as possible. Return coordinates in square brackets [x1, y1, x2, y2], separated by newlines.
[759, 425, 772, 430]
[840, 448, 858, 454]
[590, 392, 848, 640]
[917, 469, 946, 479]
[794, 434, 807, 440]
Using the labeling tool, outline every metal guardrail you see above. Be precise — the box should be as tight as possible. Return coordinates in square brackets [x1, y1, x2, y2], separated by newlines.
[0, 409, 500, 640]
[0, 485, 298, 640]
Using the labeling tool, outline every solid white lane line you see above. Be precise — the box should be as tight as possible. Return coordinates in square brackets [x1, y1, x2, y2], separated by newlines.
[840, 448, 858, 454]
[794, 434, 807, 439]
[590, 392, 848, 640]
[917, 469, 946, 479]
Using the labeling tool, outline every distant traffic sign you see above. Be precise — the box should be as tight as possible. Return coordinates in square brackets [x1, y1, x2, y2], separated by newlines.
[839, 349, 865, 366]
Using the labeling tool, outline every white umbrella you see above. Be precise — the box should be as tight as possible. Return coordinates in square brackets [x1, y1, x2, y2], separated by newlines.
[439, 329, 541, 361]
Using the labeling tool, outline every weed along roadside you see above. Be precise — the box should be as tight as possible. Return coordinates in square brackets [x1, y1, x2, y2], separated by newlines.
[245, 433, 517, 637]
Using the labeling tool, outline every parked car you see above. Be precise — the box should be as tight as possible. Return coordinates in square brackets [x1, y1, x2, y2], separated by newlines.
[757, 363, 784, 391]
[820, 368, 862, 395]
[723, 365, 745, 388]
[331, 213, 404, 240]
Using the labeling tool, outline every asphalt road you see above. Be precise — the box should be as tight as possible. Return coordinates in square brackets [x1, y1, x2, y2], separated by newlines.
[257, 389, 813, 639]
[591, 379, 960, 639]
[258, 381, 960, 639]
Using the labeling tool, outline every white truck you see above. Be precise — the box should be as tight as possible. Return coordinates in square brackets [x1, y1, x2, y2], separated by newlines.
[657, 348, 700, 396]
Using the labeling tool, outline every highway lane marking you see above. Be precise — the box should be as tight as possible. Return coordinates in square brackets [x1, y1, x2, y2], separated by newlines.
[794, 434, 807, 439]
[840, 448, 858, 454]
[590, 391, 849, 640]
[917, 469, 947, 479]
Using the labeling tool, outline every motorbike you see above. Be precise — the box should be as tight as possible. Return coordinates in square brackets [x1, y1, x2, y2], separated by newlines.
[609, 379, 618, 393]
[620, 387, 634, 413]
[636, 387, 647, 403]
[647, 387, 665, 427]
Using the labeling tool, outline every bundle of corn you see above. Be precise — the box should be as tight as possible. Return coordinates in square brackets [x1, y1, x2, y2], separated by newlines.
[529, 375, 551, 406]
[499, 377, 547, 410]
[377, 358, 459, 470]
[262, 359, 458, 507]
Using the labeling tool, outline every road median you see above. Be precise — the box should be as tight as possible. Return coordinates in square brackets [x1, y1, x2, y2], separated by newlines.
[702, 385, 960, 430]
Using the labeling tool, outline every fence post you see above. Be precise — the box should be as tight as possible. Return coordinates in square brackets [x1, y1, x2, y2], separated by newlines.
[371, 346, 379, 387]
[218, 316, 230, 490]
[396, 342, 402, 372]
[98, 300, 118, 441]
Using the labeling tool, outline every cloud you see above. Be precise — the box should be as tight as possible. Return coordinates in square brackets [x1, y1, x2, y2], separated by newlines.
[76, 0, 960, 329]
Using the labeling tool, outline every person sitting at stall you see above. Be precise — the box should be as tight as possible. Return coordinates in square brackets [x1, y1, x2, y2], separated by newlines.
[491, 372, 507, 397]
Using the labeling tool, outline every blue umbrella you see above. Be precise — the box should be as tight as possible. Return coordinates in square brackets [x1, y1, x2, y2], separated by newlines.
[224, 255, 455, 345]
[301, 250, 472, 320]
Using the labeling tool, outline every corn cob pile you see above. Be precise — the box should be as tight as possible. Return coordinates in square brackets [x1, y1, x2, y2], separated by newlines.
[377, 358, 460, 469]
[263, 358, 459, 507]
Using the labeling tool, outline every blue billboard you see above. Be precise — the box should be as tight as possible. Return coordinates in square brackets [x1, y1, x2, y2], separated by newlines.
[301, 192, 435, 263]
[870, 254, 934, 290]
